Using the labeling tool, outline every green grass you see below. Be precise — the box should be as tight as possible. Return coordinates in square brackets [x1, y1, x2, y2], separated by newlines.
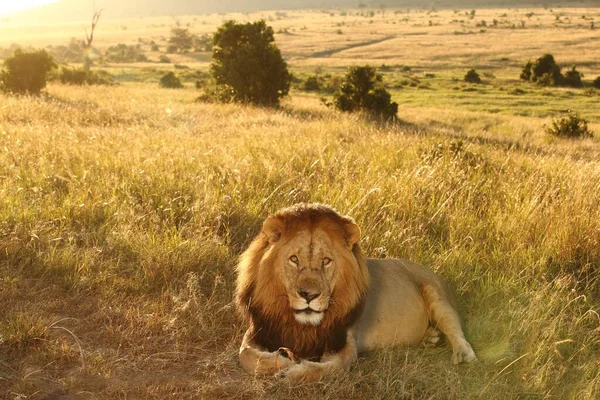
[0, 83, 598, 398]
[291, 68, 600, 120]
[386, 73, 600, 119]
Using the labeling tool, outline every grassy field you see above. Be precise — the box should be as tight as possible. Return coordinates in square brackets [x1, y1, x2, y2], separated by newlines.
[1, 5, 600, 400]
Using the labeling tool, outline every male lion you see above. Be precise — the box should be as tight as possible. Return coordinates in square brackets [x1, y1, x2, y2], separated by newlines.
[236, 203, 476, 382]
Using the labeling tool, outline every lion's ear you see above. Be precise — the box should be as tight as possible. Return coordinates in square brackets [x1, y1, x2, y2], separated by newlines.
[262, 216, 283, 243]
[345, 221, 361, 248]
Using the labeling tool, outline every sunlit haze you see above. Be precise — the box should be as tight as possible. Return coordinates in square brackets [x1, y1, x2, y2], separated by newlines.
[0, 0, 58, 16]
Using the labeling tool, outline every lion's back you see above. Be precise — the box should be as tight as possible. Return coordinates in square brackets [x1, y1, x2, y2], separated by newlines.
[354, 258, 442, 352]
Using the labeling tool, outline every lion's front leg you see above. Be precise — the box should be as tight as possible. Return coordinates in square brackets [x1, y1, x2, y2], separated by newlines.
[277, 330, 358, 382]
[239, 329, 296, 376]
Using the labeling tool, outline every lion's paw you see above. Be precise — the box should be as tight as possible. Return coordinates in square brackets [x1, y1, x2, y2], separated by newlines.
[278, 347, 300, 364]
[422, 327, 442, 348]
[452, 340, 477, 365]
[254, 351, 295, 375]
[276, 362, 323, 382]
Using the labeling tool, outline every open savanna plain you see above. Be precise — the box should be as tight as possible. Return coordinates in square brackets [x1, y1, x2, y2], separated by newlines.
[1, 5, 600, 400]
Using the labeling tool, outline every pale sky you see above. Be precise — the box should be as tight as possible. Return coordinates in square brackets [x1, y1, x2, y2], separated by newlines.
[0, 0, 58, 16]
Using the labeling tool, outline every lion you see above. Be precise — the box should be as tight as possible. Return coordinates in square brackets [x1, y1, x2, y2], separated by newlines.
[235, 203, 476, 382]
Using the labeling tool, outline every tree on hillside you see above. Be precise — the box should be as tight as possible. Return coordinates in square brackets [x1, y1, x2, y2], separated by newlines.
[168, 27, 194, 53]
[210, 20, 291, 106]
[0, 49, 56, 95]
[193, 34, 213, 52]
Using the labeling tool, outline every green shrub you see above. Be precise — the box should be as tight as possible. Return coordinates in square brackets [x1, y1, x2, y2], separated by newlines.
[332, 65, 398, 119]
[159, 55, 171, 64]
[546, 111, 594, 138]
[520, 61, 532, 81]
[193, 34, 213, 52]
[210, 20, 291, 106]
[520, 54, 565, 86]
[531, 54, 563, 85]
[56, 67, 113, 86]
[168, 27, 194, 53]
[563, 66, 583, 88]
[0, 49, 56, 95]
[60, 68, 90, 85]
[593, 76, 600, 89]
[159, 71, 183, 88]
[105, 44, 148, 63]
[519, 54, 588, 88]
[537, 71, 561, 87]
[46, 38, 87, 63]
[464, 68, 482, 84]
[302, 76, 321, 91]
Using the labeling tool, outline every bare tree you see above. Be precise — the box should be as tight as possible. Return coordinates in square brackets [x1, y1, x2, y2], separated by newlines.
[83, 4, 103, 69]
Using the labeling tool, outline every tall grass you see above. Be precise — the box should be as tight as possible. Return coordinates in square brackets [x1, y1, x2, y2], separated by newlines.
[0, 84, 598, 398]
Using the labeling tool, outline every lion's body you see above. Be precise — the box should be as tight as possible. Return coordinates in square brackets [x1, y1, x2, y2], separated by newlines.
[357, 259, 436, 351]
[236, 204, 476, 381]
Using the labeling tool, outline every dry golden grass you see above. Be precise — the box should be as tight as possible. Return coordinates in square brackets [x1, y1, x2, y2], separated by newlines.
[0, 83, 598, 399]
[0, 5, 599, 400]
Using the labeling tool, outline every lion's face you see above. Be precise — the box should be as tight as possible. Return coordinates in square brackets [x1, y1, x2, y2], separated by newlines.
[276, 228, 340, 325]
[257, 208, 364, 327]
[236, 203, 369, 345]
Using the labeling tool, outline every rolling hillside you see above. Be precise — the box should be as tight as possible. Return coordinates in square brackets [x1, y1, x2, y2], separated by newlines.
[4, 0, 591, 24]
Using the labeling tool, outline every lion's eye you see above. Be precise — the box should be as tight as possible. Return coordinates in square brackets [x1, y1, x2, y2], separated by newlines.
[322, 257, 332, 267]
[289, 255, 299, 265]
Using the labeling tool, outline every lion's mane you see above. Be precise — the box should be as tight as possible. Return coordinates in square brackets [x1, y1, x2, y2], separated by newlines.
[235, 204, 370, 361]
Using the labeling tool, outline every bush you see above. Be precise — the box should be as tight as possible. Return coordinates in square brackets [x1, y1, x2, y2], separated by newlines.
[563, 66, 583, 88]
[537, 72, 561, 87]
[46, 38, 87, 63]
[159, 72, 183, 88]
[521, 54, 564, 86]
[210, 20, 291, 106]
[519, 54, 589, 88]
[531, 54, 563, 85]
[56, 67, 113, 86]
[332, 65, 398, 119]
[168, 27, 194, 53]
[302, 76, 321, 91]
[0, 49, 56, 95]
[105, 44, 148, 63]
[193, 34, 212, 52]
[520, 61, 532, 81]
[464, 68, 482, 84]
[593, 77, 600, 89]
[546, 110, 594, 138]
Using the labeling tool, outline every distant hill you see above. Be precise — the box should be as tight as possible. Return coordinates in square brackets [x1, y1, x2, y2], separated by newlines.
[5, 0, 590, 24]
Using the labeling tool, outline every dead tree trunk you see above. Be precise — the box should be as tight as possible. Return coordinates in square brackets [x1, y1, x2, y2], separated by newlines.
[83, 7, 103, 70]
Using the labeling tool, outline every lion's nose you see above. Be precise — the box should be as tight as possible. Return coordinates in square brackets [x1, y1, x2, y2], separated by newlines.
[298, 290, 320, 302]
